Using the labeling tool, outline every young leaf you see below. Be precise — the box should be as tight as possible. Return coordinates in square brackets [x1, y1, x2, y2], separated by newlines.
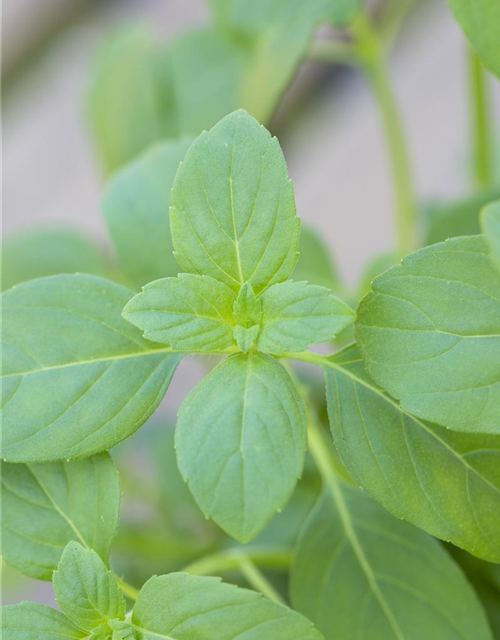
[1, 453, 120, 581]
[170, 110, 300, 295]
[54, 542, 125, 632]
[324, 345, 500, 563]
[292, 225, 341, 292]
[1, 228, 110, 292]
[0, 603, 87, 640]
[481, 200, 500, 272]
[291, 486, 492, 640]
[445, 0, 500, 79]
[123, 274, 236, 352]
[131, 572, 323, 639]
[356, 236, 500, 434]
[1, 275, 182, 462]
[176, 352, 307, 542]
[102, 138, 192, 289]
[257, 281, 355, 355]
[87, 26, 167, 173]
[233, 282, 262, 326]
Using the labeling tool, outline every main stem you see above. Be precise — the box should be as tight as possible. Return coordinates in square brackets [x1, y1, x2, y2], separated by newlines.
[354, 15, 417, 256]
[468, 48, 493, 188]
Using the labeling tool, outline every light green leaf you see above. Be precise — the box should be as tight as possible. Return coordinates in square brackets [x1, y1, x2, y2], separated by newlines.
[1, 275, 182, 462]
[291, 485, 492, 640]
[325, 344, 500, 563]
[102, 138, 192, 289]
[87, 26, 168, 173]
[1, 228, 111, 292]
[0, 602, 87, 639]
[356, 236, 500, 433]
[233, 282, 262, 326]
[123, 274, 236, 352]
[424, 186, 500, 245]
[1, 453, 120, 580]
[256, 281, 355, 355]
[292, 225, 341, 291]
[170, 110, 300, 295]
[131, 572, 323, 639]
[176, 352, 307, 542]
[445, 0, 500, 79]
[54, 542, 125, 632]
[481, 200, 500, 272]
[233, 324, 260, 353]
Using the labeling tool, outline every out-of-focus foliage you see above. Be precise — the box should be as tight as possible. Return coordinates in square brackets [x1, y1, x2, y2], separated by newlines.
[1, 228, 111, 291]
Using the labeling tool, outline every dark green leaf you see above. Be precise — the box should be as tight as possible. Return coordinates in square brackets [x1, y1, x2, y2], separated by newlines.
[292, 226, 341, 291]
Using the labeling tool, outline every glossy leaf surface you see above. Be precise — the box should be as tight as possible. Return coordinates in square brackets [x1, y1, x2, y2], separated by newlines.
[1, 275, 182, 461]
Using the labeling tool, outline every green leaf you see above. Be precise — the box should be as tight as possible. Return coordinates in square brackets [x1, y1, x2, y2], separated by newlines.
[291, 485, 492, 640]
[292, 225, 341, 291]
[54, 542, 125, 632]
[233, 324, 260, 353]
[1, 228, 110, 292]
[445, 0, 500, 79]
[131, 572, 323, 639]
[123, 274, 236, 352]
[176, 352, 307, 542]
[424, 186, 500, 245]
[1, 453, 120, 580]
[87, 26, 168, 173]
[1, 275, 182, 462]
[482, 199, 500, 272]
[102, 138, 192, 289]
[324, 344, 500, 563]
[233, 282, 262, 326]
[1, 604, 87, 639]
[356, 236, 500, 434]
[256, 281, 355, 355]
[170, 110, 300, 295]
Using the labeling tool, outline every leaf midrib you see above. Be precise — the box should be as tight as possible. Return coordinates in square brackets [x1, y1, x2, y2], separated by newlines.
[1, 348, 178, 379]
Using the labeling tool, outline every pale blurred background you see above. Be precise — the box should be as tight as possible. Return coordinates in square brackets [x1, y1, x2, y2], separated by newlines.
[2, 0, 500, 607]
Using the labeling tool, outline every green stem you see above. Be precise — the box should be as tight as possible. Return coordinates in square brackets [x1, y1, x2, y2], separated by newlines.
[183, 547, 292, 577]
[114, 573, 140, 601]
[237, 557, 287, 605]
[468, 48, 493, 188]
[352, 14, 417, 256]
